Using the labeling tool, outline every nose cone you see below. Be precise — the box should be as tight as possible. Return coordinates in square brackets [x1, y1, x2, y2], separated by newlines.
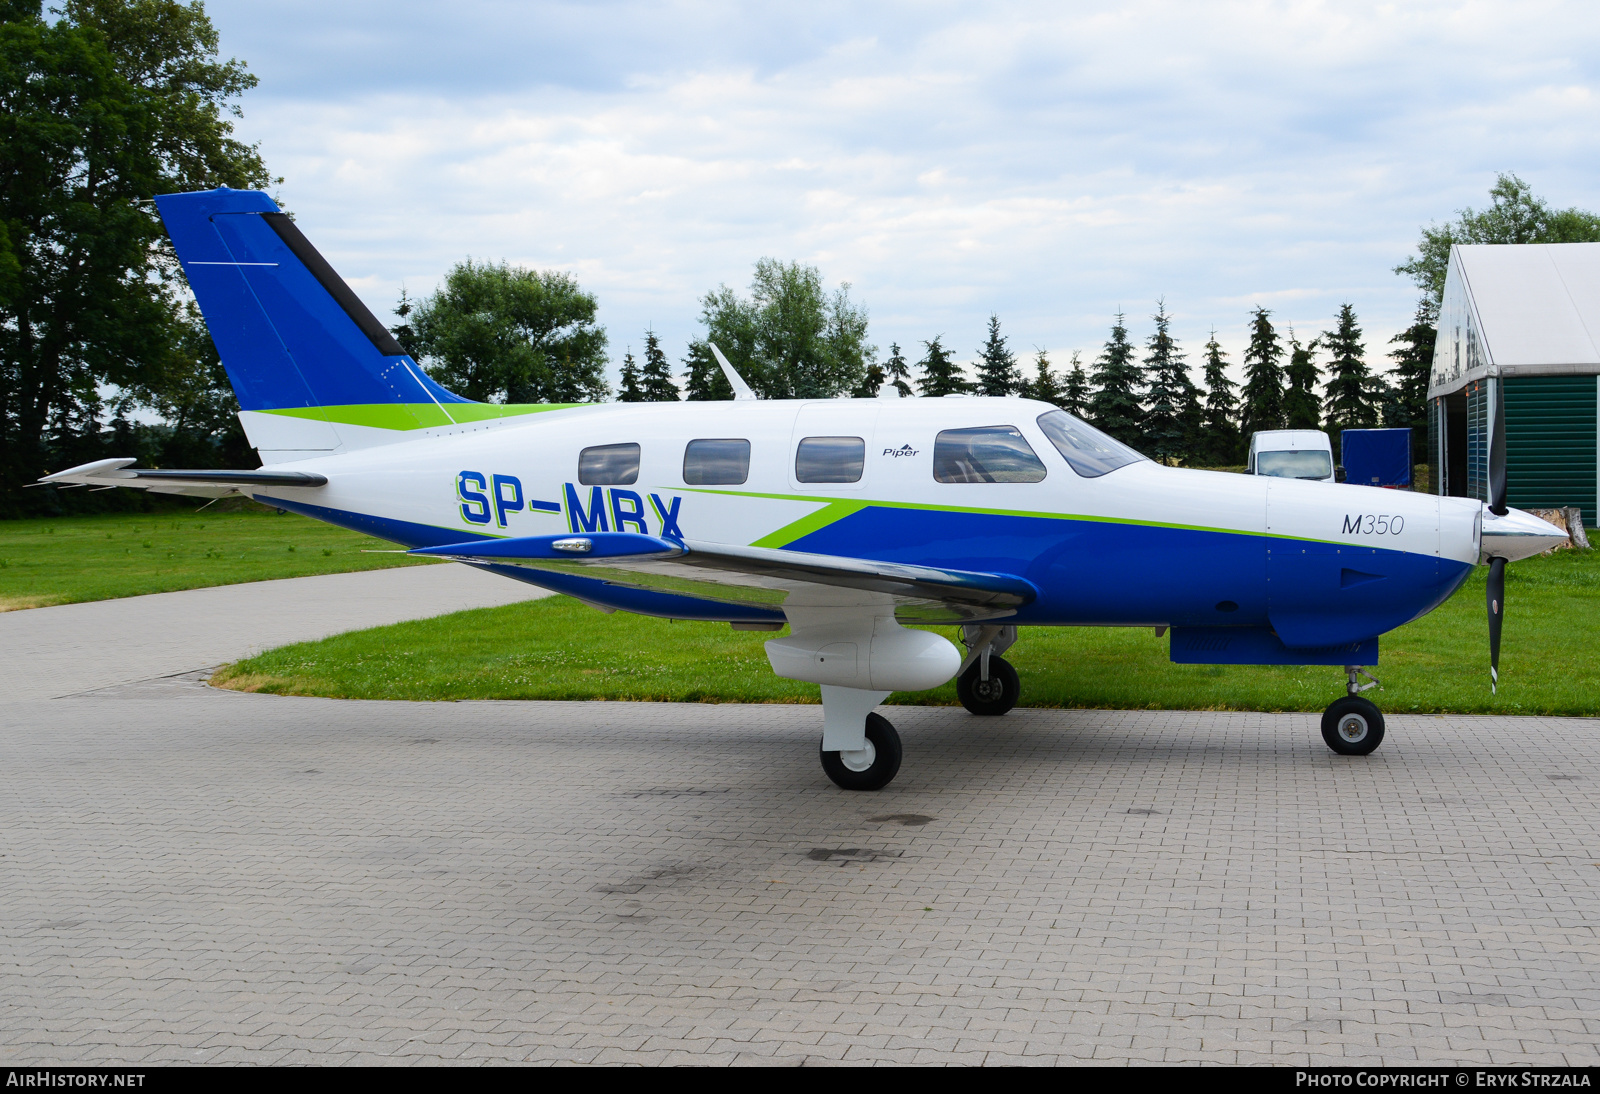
[1481, 506, 1569, 563]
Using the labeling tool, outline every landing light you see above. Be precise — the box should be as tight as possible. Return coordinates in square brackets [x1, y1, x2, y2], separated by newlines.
[552, 538, 593, 553]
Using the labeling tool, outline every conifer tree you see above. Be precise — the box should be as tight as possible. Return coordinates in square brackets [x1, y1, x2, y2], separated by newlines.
[1322, 304, 1375, 445]
[1240, 307, 1286, 439]
[683, 340, 732, 400]
[884, 342, 914, 397]
[917, 336, 970, 396]
[639, 329, 680, 401]
[1086, 313, 1144, 448]
[1282, 330, 1322, 430]
[1061, 351, 1090, 417]
[1024, 349, 1062, 406]
[1386, 299, 1437, 463]
[618, 349, 645, 402]
[1140, 300, 1190, 464]
[1200, 330, 1240, 464]
[974, 314, 1022, 396]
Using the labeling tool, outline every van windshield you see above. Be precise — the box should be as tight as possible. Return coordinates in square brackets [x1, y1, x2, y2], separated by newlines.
[1256, 450, 1332, 480]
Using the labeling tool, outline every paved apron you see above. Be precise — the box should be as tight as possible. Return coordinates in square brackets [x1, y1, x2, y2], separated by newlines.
[0, 571, 1597, 1064]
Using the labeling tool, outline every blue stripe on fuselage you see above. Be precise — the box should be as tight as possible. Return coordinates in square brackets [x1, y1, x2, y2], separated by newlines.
[258, 495, 1470, 643]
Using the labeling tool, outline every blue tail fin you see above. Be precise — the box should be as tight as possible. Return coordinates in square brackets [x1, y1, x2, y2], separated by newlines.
[156, 189, 574, 461]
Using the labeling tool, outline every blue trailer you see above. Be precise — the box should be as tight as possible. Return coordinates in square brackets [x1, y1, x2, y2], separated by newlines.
[1340, 428, 1413, 488]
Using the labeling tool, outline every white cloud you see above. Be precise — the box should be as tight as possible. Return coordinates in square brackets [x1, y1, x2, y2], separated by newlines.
[209, 0, 1600, 385]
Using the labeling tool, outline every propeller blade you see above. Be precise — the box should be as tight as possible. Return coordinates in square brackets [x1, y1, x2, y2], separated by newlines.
[1489, 378, 1508, 516]
[1487, 554, 1506, 694]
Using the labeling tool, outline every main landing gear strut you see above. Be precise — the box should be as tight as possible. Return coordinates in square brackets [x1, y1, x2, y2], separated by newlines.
[1321, 665, 1385, 756]
[956, 624, 1020, 716]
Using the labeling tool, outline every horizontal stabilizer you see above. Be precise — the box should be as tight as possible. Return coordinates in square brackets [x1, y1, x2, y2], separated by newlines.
[37, 459, 327, 497]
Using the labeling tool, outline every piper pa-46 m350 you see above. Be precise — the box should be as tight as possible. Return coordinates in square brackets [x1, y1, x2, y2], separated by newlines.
[43, 188, 1566, 790]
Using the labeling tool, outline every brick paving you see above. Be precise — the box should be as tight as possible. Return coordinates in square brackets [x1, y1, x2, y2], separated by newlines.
[3, 668, 1597, 1065]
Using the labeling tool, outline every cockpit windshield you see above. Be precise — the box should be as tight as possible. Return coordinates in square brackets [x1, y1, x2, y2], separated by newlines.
[1035, 410, 1148, 478]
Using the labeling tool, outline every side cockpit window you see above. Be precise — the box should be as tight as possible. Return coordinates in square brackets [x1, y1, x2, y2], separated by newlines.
[933, 425, 1046, 483]
[579, 443, 640, 485]
[684, 438, 751, 485]
[795, 436, 865, 483]
[1035, 410, 1146, 478]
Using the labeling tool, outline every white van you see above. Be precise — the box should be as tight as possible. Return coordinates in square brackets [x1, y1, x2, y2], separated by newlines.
[1247, 429, 1336, 482]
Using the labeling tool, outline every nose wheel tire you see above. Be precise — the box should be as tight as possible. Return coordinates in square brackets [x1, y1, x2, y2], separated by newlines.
[821, 712, 902, 791]
[956, 655, 1019, 716]
[1320, 696, 1385, 756]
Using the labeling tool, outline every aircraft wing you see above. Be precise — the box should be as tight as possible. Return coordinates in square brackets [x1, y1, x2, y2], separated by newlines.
[413, 532, 1036, 623]
[37, 459, 327, 498]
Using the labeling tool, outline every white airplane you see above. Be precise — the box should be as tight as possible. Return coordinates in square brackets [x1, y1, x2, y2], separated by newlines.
[42, 189, 1566, 790]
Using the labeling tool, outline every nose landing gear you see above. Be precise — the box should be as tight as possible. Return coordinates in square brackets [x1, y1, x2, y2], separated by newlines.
[1321, 666, 1385, 755]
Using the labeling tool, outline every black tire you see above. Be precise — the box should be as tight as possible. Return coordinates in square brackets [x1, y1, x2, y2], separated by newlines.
[956, 655, 1020, 716]
[1321, 696, 1385, 756]
[820, 712, 903, 791]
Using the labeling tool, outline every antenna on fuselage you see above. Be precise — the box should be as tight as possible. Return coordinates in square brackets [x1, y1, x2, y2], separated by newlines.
[708, 343, 758, 401]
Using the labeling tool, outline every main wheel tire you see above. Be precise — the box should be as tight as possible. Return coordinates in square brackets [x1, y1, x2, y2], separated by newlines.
[1321, 695, 1385, 756]
[820, 712, 903, 791]
[956, 655, 1020, 716]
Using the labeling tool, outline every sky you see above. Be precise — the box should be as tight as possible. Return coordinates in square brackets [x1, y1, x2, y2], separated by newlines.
[201, 0, 1600, 390]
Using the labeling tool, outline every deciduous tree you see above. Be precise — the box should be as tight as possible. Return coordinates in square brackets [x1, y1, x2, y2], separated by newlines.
[0, 0, 274, 510]
[404, 260, 609, 404]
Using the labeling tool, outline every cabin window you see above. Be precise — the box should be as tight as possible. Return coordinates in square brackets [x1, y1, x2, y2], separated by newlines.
[1035, 410, 1146, 478]
[932, 425, 1046, 483]
[795, 436, 865, 483]
[684, 438, 751, 485]
[578, 443, 640, 485]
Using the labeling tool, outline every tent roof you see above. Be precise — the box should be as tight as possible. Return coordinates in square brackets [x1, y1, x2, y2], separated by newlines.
[1459, 242, 1600, 367]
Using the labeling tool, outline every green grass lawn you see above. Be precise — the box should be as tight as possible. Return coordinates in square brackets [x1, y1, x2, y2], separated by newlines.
[0, 505, 433, 610]
[214, 543, 1600, 716]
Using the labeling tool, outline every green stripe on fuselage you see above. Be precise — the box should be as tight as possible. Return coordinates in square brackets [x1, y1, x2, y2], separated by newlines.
[261, 402, 587, 431]
[681, 486, 1347, 548]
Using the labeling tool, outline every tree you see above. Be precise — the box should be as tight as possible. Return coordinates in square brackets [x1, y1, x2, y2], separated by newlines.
[1199, 330, 1240, 465]
[617, 349, 644, 402]
[1239, 307, 1285, 439]
[1140, 300, 1190, 464]
[1282, 331, 1322, 431]
[682, 340, 731, 401]
[0, 0, 274, 509]
[403, 260, 609, 404]
[1061, 352, 1090, 417]
[1086, 313, 1143, 448]
[697, 259, 872, 399]
[852, 360, 885, 398]
[638, 329, 679, 401]
[1386, 299, 1437, 461]
[1023, 349, 1062, 406]
[917, 336, 969, 397]
[1322, 303, 1375, 444]
[1397, 174, 1600, 306]
[883, 342, 913, 397]
[973, 314, 1022, 396]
